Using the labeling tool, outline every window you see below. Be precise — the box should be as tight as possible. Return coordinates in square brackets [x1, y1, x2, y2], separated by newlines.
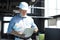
[48, 19, 56, 26]
[3, 17, 13, 21]
[45, 19, 57, 28]
[3, 23, 9, 33]
[57, 18, 60, 28]
[3, 17, 13, 33]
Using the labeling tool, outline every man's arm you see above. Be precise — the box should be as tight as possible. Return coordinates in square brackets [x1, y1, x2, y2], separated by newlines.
[11, 30, 25, 37]
[7, 17, 24, 37]
[31, 19, 38, 33]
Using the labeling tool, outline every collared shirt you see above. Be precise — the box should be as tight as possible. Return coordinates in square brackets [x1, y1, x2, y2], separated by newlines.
[7, 14, 38, 40]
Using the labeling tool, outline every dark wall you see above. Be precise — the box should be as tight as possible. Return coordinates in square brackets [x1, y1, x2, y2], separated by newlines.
[34, 0, 44, 7]
[45, 28, 60, 40]
[33, 18, 45, 33]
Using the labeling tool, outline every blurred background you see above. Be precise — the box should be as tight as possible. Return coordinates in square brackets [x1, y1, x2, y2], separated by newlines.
[0, 0, 60, 40]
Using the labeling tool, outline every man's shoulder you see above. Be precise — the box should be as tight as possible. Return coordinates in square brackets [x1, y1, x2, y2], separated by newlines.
[27, 16, 33, 19]
[27, 16, 33, 21]
[11, 14, 18, 21]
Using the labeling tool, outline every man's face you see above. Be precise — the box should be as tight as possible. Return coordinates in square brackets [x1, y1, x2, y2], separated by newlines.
[19, 9, 27, 16]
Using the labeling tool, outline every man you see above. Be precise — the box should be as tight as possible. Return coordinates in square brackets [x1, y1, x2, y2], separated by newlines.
[7, 2, 38, 40]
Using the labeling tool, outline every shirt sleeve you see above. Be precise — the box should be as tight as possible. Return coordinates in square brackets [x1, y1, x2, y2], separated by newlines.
[31, 18, 38, 29]
[7, 17, 15, 33]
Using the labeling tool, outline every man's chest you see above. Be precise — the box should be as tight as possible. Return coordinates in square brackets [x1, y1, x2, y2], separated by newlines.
[15, 18, 32, 28]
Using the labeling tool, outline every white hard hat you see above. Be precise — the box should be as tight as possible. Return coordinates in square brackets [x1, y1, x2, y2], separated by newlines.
[18, 2, 29, 10]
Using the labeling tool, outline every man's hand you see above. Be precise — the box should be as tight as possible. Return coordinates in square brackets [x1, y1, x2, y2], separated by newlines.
[34, 28, 38, 33]
[11, 30, 25, 38]
[19, 32, 25, 38]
